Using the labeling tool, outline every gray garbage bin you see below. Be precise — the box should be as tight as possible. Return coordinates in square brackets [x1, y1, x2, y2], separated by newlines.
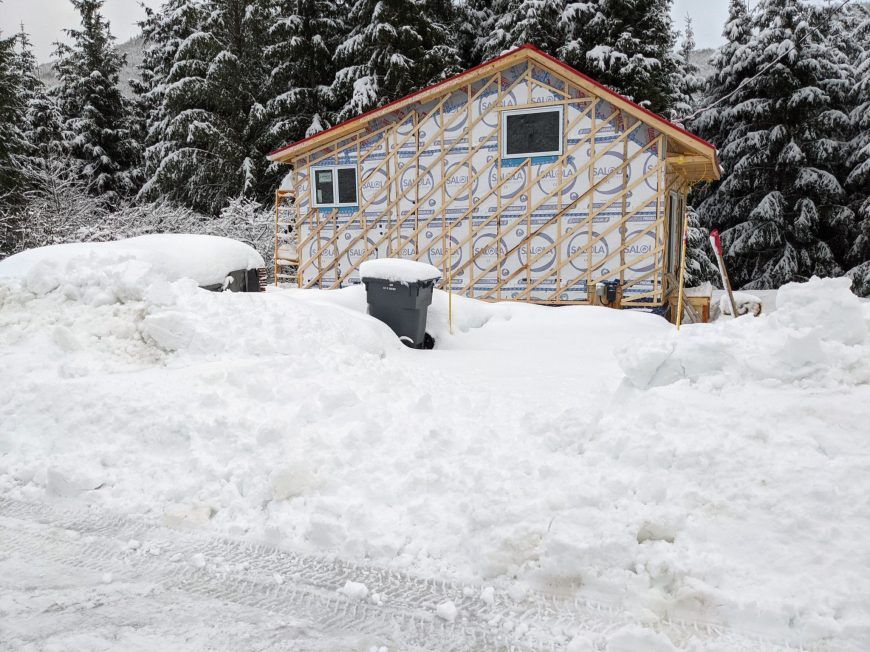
[362, 277, 437, 348]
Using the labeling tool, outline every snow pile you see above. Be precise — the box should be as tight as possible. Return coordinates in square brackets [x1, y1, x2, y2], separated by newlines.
[0, 234, 265, 288]
[0, 255, 400, 379]
[359, 258, 441, 284]
[618, 277, 870, 389]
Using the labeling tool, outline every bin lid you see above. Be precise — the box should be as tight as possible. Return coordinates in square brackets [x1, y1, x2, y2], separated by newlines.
[360, 258, 441, 284]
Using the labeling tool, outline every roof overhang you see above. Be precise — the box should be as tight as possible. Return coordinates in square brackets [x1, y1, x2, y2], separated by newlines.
[268, 45, 719, 182]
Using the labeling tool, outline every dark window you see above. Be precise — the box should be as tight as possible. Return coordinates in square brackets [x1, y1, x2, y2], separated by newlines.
[337, 168, 357, 204]
[315, 169, 334, 205]
[504, 110, 562, 157]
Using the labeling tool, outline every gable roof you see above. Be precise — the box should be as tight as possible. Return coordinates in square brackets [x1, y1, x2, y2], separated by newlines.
[267, 44, 719, 179]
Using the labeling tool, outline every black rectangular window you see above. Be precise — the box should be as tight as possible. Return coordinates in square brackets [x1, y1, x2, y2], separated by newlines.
[314, 169, 334, 205]
[337, 168, 357, 204]
[503, 109, 562, 158]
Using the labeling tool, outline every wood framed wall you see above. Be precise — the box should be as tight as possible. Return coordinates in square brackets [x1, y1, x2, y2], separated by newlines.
[284, 59, 677, 307]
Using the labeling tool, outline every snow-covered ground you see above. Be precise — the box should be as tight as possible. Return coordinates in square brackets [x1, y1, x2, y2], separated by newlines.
[1, 256, 869, 651]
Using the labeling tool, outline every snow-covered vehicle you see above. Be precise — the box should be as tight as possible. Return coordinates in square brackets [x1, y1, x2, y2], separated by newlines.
[0, 234, 267, 292]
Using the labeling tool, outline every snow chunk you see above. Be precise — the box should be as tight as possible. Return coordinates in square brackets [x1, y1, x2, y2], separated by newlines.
[337, 581, 369, 600]
[435, 600, 458, 622]
[163, 503, 215, 530]
[359, 258, 441, 284]
[45, 466, 104, 497]
[566, 635, 594, 652]
[605, 625, 676, 651]
[480, 586, 495, 606]
[270, 463, 318, 500]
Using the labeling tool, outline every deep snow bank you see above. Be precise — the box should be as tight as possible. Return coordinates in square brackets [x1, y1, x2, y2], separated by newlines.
[0, 256, 400, 364]
[2, 269, 869, 650]
[618, 277, 870, 388]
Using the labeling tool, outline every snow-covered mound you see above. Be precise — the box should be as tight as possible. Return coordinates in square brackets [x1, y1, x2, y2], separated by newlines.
[2, 270, 869, 650]
[618, 276, 870, 388]
[0, 257, 401, 378]
[0, 234, 265, 288]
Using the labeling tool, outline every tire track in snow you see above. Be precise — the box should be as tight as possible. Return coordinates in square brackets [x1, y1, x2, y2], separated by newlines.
[0, 497, 833, 651]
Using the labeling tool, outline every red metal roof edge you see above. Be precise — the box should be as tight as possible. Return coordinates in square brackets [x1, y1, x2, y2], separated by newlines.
[268, 44, 716, 161]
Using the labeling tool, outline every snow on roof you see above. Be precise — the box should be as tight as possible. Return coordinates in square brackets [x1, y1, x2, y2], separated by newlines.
[359, 258, 441, 284]
[0, 234, 265, 288]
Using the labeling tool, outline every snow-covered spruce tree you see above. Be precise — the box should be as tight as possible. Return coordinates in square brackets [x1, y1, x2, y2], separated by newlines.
[698, 0, 854, 289]
[263, 0, 343, 186]
[671, 15, 704, 121]
[133, 0, 207, 190]
[139, 0, 274, 215]
[689, 0, 755, 228]
[476, 0, 565, 61]
[0, 25, 33, 211]
[52, 0, 141, 204]
[454, 0, 495, 68]
[333, 0, 462, 120]
[683, 206, 719, 287]
[844, 7, 870, 295]
[692, 0, 754, 151]
[560, 0, 680, 115]
[13, 28, 43, 120]
[20, 27, 63, 161]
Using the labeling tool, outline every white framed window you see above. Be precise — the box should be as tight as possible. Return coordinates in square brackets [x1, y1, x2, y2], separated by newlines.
[501, 106, 564, 159]
[312, 165, 358, 207]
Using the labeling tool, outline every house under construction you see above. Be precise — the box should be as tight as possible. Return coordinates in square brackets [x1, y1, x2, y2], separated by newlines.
[268, 44, 720, 308]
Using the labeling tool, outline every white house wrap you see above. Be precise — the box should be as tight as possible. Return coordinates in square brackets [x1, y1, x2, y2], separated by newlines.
[269, 45, 720, 307]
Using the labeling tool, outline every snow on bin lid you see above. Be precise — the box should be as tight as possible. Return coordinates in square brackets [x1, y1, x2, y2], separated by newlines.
[359, 258, 441, 284]
[0, 234, 265, 288]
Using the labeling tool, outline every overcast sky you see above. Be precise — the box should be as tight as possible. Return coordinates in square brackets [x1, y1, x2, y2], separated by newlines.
[0, 0, 836, 63]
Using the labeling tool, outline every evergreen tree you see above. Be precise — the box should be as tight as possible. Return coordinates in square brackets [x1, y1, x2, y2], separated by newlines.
[684, 206, 719, 287]
[24, 92, 64, 161]
[477, 0, 565, 61]
[0, 25, 31, 207]
[134, 0, 207, 202]
[454, 0, 494, 68]
[11, 25, 62, 162]
[140, 0, 274, 214]
[671, 15, 704, 121]
[844, 7, 870, 295]
[333, 0, 461, 120]
[560, 0, 680, 114]
[53, 0, 140, 203]
[265, 0, 342, 147]
[697, 0, 854, 289]
[14, 28, 55, 176]
[14, 28, 42, 111]
[692, 0, 754, 176]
